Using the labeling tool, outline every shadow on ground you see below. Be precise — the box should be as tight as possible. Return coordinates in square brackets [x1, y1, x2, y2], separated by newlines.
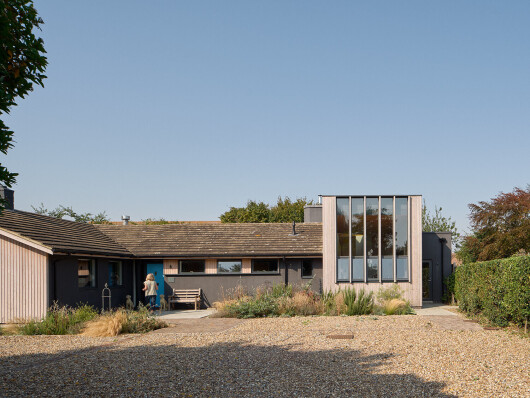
[1, 338, 456, 397]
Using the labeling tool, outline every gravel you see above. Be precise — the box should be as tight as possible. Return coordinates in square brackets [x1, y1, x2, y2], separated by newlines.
[0, 316, 528, 397]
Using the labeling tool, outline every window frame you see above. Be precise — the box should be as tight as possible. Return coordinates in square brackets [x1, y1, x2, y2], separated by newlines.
[217, 259, 243, 274]
[179, 259, 206, 274]
[251, 259, 279, 274]
[108, 260, 123, 287]
[78, 258, 97, 288]
[335, 196, 410, 284]
[301, 259, 314, 279]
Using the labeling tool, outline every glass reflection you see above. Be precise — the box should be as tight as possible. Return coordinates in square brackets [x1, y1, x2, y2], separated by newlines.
[366, 197, 379, 280]
[396, 197, 408, 280]
[381, 197, 393, 280]
[351, 198, 364, 281]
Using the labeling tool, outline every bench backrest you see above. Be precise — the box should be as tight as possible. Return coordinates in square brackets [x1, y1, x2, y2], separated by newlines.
[172, 289, 201, 298]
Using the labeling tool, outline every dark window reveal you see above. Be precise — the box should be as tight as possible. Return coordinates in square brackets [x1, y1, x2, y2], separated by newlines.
[108, 261, 123, 287]
[180, 260, 206, 273]
[301, 259, 313, 278]
[78, 259, 96, 288]
[252, 259, 279, 273]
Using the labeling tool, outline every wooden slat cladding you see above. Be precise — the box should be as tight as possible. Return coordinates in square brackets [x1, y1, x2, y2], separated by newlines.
[0, 235, 48, 323]
[205, 259, 217, 274]
[410, 195, 423, 306]
[163, 259, 179, 275]
[242, 258, 251, 273]
[322, 196, 336, 292]
[321, 195, 423, 307]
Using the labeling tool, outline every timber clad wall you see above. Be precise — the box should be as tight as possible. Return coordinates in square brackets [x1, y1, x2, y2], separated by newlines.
[0, 235, 48, 323]
[321, 195, 423, 307]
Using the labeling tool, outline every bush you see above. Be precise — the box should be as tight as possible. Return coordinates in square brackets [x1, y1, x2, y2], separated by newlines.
[18, 302, 98, 335]
[455, 255, 530, 327]
[375, 286, 413, 315]
[81, 306, 167, 336]
[224, 295, 278, 318]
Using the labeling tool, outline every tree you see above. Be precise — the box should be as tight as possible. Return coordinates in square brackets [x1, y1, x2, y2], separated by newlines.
[457, 186, 530, 262]
[220, 196, 314, 223]
[32, 204, 110, 224]
[0, 1, 47, 212]
[422, 201, 461, 249]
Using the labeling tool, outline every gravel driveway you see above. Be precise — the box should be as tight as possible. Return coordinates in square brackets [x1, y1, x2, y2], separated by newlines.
[0, 315, 528, 397]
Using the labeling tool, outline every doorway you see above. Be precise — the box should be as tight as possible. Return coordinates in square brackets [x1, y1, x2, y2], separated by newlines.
[422, 260, 433, 301]
[146, 263, 164, 306]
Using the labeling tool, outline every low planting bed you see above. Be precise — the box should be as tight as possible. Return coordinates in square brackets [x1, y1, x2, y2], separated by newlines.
[213, 283, 413, 319]
[1, 303, 167, 337]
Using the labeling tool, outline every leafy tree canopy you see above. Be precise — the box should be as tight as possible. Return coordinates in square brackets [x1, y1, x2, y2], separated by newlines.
[422, 202, 461, 249]
[1, 1, 47, 211]
[220, 196, 314, 223]
[32, 204, 110, 224]
[457, 186, 530, 263]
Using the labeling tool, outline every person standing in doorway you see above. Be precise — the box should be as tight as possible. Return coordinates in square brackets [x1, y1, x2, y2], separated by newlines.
[142, 273, 158, 311]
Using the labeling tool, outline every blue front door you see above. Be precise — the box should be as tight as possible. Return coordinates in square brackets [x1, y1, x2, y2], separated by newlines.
[146, 263, 164, 306]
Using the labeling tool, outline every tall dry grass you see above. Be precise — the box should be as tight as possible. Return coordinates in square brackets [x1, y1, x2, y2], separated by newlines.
[81, 311, 127, 337]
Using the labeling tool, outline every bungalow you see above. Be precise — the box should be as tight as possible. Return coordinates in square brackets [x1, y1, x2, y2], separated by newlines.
[0, 187, 451, 323]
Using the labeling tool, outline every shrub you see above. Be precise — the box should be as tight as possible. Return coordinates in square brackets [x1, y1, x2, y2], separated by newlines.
[271, 283, 293, 298]
[18, 302, 98, 335]
[82, 306, 166, 336]
[382, 299, 410, 315]
[376, 285, 403, 303]
[224, 295, 278, 318]
[278, 291, 321, 316]
[455, 255, 530, 327]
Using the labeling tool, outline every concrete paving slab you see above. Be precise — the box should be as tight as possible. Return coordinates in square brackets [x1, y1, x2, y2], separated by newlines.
[415, 303, 459, 316]
[155, 308, 217, 320]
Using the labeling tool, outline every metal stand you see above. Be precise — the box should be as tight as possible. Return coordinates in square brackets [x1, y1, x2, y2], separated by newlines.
[101, 283, 111, 313]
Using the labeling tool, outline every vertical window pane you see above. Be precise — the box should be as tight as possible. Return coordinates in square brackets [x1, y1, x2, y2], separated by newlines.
[302, 259, 313, 278]
[396, 197, 408, 280]
[366, 197, 379, 280]
[108, 261, 122, 287]
[336, 198, 349, 257]
[78, 259, 96, 288]
[351, 198, 364, 281]
[381, 197, 393, 280]
[337, 258, 349, 281]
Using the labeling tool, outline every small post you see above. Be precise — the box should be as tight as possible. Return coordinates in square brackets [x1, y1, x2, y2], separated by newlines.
[101, 283, 112, 313]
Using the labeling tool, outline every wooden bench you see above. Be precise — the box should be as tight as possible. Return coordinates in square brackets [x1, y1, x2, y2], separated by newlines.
[168, 289, 202, 310]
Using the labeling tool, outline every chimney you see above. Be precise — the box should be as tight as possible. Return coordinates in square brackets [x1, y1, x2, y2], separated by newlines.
[121, 215, 130, 226]
[0, 185, 14, 210]
[304, 204, 322, 222]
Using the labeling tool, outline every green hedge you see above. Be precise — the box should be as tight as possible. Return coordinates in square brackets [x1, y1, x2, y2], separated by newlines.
[455, 255, 530, 327]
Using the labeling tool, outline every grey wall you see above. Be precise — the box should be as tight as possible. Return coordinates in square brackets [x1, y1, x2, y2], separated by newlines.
[304, 205, 322, 222]
[422, 232, 452, 302]
[51, 255, 134, 309]
[160, 258, 322, 307]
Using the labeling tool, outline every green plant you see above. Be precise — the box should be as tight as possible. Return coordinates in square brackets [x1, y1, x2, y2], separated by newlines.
[18, 302, 98, 335]
[455, 255, 530, 327]
[271, 283, 293, 298]
[376, 285, 403, 304]
[348, 289, 374, 315]
[321, 290, 336, 315]
[225, 295, 278, 318]
[443, 273, 456, 304]
[121, 305, 166, 333]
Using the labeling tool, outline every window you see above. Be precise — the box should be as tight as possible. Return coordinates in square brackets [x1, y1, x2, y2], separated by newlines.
[335, 196, 409, 283]
[336, 198, 350, 281]
[381, 197, 394, 281]
[78, 259, 96, 288]
[351, 198, 364, 281]
[180, 260, 205, 273]
[218, 260, 242, 273]
[301, 259, 313, 278]
[366, 197, 379, 281]
[252, 259, 279, 273]
[395, 197, 409, 280]
[108, 261, 123, 287]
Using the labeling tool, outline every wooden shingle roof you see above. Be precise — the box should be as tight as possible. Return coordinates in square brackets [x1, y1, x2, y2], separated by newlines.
[0, 210, 131, 256]
[96, 223, 323, 257]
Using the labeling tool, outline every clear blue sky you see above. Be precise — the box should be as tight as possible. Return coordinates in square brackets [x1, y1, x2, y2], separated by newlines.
[4, 1, 530, 233]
